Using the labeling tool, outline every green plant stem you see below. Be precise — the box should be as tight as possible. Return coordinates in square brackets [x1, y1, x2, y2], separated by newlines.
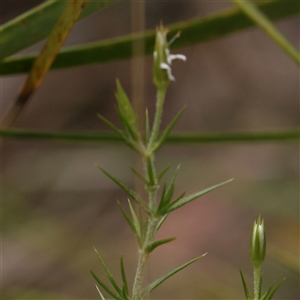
[254, 265, 261, 300]
[132, 155, 159, 300]
[148, 88, 167, 149]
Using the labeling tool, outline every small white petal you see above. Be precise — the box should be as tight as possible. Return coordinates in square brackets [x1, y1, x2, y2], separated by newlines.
[160, 62, 175, 81]
[169, 54, 187, 62]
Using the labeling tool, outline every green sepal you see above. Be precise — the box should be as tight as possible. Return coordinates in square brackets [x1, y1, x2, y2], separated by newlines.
[96, 165, 149, 212]
[94, 248, 122, 295]
[151, 106, 186, 152]
[143, 253, 207, 296]
[261, 278, 285, 300]
[90, 269, 121, 300]
[120, 256, 129, 299]
[166, 179, 233, 213]
[115, 79, 139, 140]
[145, 237, 176, 254]
[239, 270, 252, 300]
[95, 285, 108, 300]
[117, 201, 141, 245]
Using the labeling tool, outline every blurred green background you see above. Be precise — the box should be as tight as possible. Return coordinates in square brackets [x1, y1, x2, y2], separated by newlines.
[1, 1, 299, 299]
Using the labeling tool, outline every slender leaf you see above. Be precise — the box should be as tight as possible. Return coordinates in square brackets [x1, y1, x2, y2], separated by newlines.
[231, 0, 300, 65]
[130, 166, 148, 185]
[95, 165, 147, 210]
[145, 109, 150, 145]
[117, 201, 140, 243]
[144, 254, 207, 294]
[239, 270, 252, 300]
[146, 156, 156, 186]
[95, 285, 107, 300]
[266, 278, 285, 300]
[152, 106, 186, 152]
[2, 0, 88, 128]
[157, 165, 170, 182]
[0, 0, 116, 59]
[145, 237, 176, 254]
[127, 199, 141, 238]
[90, 270, 120, 300]
[166, 179, 233, 213]
[97, 114, 127, 140]
[120, 256, 129, 299]
[94, 249, 122, 296]
[1, 1, 299, 75]
[156, 214, 169, 231]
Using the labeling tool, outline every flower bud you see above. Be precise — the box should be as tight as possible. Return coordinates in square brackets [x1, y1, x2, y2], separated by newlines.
[153, 24, 186, 89]
[250, 215, 266, 267]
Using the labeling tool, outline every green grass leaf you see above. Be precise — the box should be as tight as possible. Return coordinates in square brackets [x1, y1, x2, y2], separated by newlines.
[2, 0, 88, 128]
[166, 179, 233, 213]
[0, 0, 116, 60]
[1, 1, 299, 75]
[127, 199, 141, 238]
[231, 0, 300, 65]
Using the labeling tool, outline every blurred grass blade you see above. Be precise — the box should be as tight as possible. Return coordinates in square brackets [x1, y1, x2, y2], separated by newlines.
[166, 179, 233, 213]
[1, 0, 299, 75]
[0, 0, 117, 59]
[2, 0, 88, 128]
[0, 128, 299, 143]
[127, 199, 141, 238]
[231, 0, 300, 65]
[145, 254, 206, 294]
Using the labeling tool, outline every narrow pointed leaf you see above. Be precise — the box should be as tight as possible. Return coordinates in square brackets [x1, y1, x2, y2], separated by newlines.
[266, 278, 285, 300]
[117, 201, 140, 242]
[166, 179, 233, 212]
[96, 165, 146, 209]
[157, 165, 171, 182]
[130, 166, 148, 185]
[152, 106, 186, 152]
[94, 249, 122, 295]
[239, 270, 252, 300]
[146, 254, 207, 293]
[90, 270, 120, 300]
[145, 237, 176, 254]
[97, 114, 127, 140]
[156, 214, 169, 231]
[127, 199, 141, 237]
[260, 283, 275, 300]
[95, 285, 107, 300]
[120, 256, 129, 299]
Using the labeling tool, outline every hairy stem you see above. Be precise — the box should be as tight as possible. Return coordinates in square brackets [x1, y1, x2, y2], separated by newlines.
[253, 265, 261, 300]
